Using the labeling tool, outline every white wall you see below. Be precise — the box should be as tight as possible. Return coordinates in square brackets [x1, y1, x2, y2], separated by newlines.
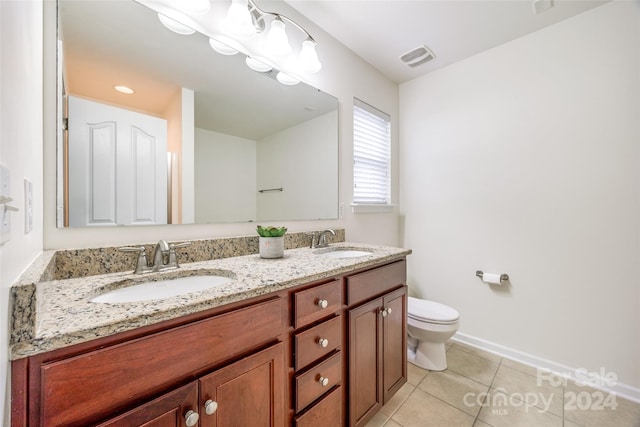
[257, 111, 338, 221]
[43, 1, 400, 250]
[400, 0, 640, 395]
[195, 128, 257, 223]
[0, 1, 44, 423]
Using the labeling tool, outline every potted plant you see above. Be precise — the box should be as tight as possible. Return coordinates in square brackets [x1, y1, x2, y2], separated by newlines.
[257, 225, 287, 259]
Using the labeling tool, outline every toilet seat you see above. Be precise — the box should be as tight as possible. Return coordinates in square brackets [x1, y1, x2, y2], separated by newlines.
[408, 297, 459, 324]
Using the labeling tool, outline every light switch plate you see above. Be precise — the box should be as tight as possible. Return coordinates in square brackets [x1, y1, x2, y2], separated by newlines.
[1, 164, 11, 244]
[24, 178, 33, 234]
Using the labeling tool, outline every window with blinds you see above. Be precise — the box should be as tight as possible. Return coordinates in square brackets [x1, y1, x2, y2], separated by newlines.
[353, 98, 391, 208]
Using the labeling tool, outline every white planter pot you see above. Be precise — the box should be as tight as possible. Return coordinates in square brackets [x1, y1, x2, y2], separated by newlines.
[259, 236, 284, 259]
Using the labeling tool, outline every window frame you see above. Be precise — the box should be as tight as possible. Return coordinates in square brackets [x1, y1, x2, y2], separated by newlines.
[352, 98, 393, 213]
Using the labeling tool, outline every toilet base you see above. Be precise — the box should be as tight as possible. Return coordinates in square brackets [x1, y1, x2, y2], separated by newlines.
[407, 340, 448, 371]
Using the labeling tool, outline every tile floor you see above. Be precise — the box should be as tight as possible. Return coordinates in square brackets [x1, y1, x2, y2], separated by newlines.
[365, 341, 640, 427]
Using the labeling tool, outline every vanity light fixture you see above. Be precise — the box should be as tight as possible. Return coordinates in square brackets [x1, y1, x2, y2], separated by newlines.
[154, 0, 322, 84]
[222, 0, 322, 77]
[114, 85, 135, 94]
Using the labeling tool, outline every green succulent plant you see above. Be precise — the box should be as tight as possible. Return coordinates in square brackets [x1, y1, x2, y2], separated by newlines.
[256, 225, 288, 237]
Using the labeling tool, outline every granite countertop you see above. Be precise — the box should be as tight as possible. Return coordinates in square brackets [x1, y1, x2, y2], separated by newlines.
[10, 242, 411, 359]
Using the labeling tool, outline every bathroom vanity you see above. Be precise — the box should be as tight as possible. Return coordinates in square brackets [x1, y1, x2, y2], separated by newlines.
[10, 241, 410, 427]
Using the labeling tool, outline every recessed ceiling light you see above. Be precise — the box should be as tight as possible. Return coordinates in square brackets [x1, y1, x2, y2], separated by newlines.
[114, 85, 135, 94]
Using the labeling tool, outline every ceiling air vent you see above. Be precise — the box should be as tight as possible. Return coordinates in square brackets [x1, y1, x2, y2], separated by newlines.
[400, 45, 436, 68]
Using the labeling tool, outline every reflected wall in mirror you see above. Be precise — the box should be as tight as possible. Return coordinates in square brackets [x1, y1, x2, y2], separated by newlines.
[57, 0, 339, 227]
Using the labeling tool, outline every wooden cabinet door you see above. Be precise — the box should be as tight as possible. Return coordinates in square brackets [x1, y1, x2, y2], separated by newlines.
[96, 382, 198, 427]
[382, 286, 407, 403]
[348, 298, 383, 427]
[198, 343, 285, 427]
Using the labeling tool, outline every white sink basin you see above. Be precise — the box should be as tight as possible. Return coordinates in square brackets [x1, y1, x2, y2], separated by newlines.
[317, 248, 374, 259]
[91, 274, 234, 304]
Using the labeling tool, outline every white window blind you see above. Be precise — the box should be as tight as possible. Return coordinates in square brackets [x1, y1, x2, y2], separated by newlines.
[353, 98, 391, 206]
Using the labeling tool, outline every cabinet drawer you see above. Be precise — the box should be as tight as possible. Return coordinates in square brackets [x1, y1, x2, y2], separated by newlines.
[295, 386, 342, 427]
[346, 260, 406, 306]
[40, 298, 283, 427]
[295, 351, 342, 412]
[294, 279, 342, 328]
[294, 316, 342, 370]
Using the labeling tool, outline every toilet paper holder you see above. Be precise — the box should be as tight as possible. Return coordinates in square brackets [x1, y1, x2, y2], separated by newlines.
[475, 271, 509, 282]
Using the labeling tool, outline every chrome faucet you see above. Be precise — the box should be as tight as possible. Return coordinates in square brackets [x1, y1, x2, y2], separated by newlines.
[152, 240, 171, 269]
[119, 240, 191, 274]
[307, 229, 336, 248]
[317, 229, 336, 247]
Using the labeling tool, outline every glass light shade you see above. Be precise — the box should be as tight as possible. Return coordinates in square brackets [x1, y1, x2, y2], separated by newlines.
[276, 71, 299, 85]
[157, 12, 196, 35]
[246, 57, 272, 73]
[209, 36, 241, 56]
[265, 19, 291, 55]
[225, 0, 255, 36]
[299, 40, 322, 73]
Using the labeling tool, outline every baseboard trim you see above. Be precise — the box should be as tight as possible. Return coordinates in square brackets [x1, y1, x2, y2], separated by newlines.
[452, 332, 640, 404]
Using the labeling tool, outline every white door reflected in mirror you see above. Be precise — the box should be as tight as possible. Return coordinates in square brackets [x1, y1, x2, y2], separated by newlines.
[68, 96, 168, 227]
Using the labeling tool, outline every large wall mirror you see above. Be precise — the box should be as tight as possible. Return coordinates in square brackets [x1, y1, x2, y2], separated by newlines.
[57, 0, 339, 228]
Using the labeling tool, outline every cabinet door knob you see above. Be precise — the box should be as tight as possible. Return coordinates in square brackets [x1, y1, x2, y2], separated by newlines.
[318, 376, 329, 387]
[184, 410, 200, 427]
[381, 308, 388, 317]
[387, 307, 393, 315]
[204, 399, 218, 415]
[316, 299, 328, 309]
[317, 337, 329, 348]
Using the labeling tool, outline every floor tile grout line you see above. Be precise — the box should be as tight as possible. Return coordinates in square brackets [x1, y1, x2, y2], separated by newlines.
[383, 384, 417, 427]
[472, 355, 504, 426]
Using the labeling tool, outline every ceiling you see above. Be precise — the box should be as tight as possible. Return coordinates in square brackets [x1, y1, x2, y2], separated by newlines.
[286, 0, 610, 84]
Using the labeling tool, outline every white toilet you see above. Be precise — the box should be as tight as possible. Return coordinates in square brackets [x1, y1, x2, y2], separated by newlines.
[407, 297, 459, 371]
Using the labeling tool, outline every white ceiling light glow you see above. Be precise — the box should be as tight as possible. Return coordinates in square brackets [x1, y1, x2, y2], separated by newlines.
[175, 0, 211, 15]
[147, 0, 321, 85]
[225, 0, 255, 36]
[298, 39, 321, 73]
[114, 85, 135, 94]
[264, 17, 291, 55]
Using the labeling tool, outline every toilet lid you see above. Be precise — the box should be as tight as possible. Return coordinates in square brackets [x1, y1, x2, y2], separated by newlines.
[408, 297, 459, 323]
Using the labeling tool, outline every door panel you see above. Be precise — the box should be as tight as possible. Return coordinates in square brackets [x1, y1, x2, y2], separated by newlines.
[383, 286, 407, 402]
[348, 298, 382, 427]
[68, 96, 167, 226]
[199, 343, 284, 427]
[96, 382, 197, 427]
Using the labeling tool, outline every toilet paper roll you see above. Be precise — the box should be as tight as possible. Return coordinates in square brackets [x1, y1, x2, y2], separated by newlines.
[482, 273, 503, 285]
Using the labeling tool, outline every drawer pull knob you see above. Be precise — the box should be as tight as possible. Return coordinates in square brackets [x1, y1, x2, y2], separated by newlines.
[317, 338, 329, 348]
[185, 410, 200, 427]
[204, 399, 218, 415]
[318, 376, 329, 387]
[316, 299, 328, 309]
